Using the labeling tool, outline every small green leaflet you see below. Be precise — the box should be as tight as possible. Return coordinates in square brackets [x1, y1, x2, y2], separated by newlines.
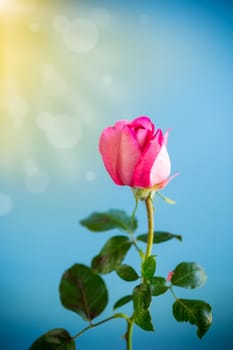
[137, 231, 182, 244]
[116, 264, 139, 281]
[150, 276, 169, 296]
[171, 262, 207, 289]
[80, 209, 137, 233]
[133, 283, 154, 331]
[142, 256, 156, 279]
[91, 236, 132, 274]
[113, 295, 133, 310]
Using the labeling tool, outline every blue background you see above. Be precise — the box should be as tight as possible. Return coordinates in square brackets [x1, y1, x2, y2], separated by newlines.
[1, 0, 233, 349]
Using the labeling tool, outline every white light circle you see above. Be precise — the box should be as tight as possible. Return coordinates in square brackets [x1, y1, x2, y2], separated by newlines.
[25, 170, 49, 193]
[49, 74, 66, 95]
[23, 159, 39, 176]
[0, 193, 13, 216]
[63, 18, 99, 53]
[46, 114, 82, 149]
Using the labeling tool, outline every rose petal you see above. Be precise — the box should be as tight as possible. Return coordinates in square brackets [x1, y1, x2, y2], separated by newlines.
[116, 125, 142, 185]
[132, 129, 164, 188]
[152, 172, 179, 191]
[131, 116, 155, 134]
[99, 121, 128, 185]
[149, 144, 171, 186]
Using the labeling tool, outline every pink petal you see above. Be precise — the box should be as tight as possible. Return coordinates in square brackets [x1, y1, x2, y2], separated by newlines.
[152, 172, 179, 191]
[99, 120, 141, 186]
[164, 130, 170, 145]
[131, 116, 155, 133]
[99, 121, 128, 185]
[132, 129, 164, 188]
[116, 125, 142, 185]
[149, 144, 171, 186]
[129, 117, 155, 152]
[132, 127, 151, 151]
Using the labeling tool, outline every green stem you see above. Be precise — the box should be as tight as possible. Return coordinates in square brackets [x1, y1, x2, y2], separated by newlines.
[132, 240, 145, 260]
[169, 286, 178, 300]
[145, 196, 154, 259]
[61, 313, 128, 348]
[125, 317, 134, 350]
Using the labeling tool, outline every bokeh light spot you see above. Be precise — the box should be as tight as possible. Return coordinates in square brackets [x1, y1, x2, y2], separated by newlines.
[25, 170, 49, 193]
[46, 116, 81, 149]
[63, 18, 99, 53]
[49, 74, 66, 95]
[23, 159, 39, 176]
[0, 193, 13, 216]
[37, 114, 82, 149]
[40, 64, 66, 96]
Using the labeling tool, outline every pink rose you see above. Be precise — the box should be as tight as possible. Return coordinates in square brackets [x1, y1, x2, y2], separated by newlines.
[99, 116, 175, 190]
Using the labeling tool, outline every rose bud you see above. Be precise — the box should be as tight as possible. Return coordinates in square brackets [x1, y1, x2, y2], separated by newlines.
[99, 116, 175, 191]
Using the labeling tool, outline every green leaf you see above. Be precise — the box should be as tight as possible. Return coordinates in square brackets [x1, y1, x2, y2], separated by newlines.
[29, 328, 75, 350]
[142, 256, 156, 279]
[80, 209, 137, 233]
[172, 299, 212, 338]
[171, 262, 207, 289]
[133, 283, 152, 311]
[113, 295, 133, 310]
[134, 309, 154, 331]
[59, 264, 108, 321]
[91, 236, 132, 274]
[137, 231, 182, 244]
[150, 276, 169, 296]
[116, 264, 139, 281]
[133, 283, 154, 331]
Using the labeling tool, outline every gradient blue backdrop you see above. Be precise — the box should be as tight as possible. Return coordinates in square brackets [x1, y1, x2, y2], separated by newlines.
[1, 0, 233, 349]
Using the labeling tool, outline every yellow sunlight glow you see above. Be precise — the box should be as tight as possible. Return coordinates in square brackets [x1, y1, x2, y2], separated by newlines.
[0, 0, 8, 10]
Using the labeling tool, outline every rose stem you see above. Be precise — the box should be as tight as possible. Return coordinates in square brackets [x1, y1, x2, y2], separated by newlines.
[125, 195, 155, 350]
[145, 196, 154, 259]
[125, 317, 134, 350]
